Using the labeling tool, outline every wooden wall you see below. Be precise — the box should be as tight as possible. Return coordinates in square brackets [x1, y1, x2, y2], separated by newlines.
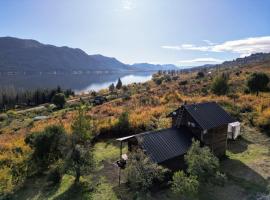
[203, 125, 227, 156]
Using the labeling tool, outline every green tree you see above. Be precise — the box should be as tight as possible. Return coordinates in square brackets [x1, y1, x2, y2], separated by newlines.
[185, 140, 223, 183]
[52, 93, 66, 109]
[65, 105, 95, 183]
[196, 71, 205, 79]
[171, 171, 199, 199]
[109, 83, 115, 93]
[116, 78, 122, 89]
[115, 112, 130, 136]
[125, 149, 167, 192]
[25, 125, 67, 170]
[247, 72, 269, 96]
[211, 74, 229, 95]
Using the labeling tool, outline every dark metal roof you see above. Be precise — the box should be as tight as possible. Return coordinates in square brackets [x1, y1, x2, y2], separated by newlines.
[183, 102, 235, 130]
[136, 128, 192, 163]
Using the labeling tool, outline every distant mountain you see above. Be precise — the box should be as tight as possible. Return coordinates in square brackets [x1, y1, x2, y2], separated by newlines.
[131, 63, 179, 71]
[0, 37, 133, 74]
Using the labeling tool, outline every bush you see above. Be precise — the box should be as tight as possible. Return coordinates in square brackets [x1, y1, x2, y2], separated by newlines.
[0, 167, 14, 196]
[0, 113, 8, 122]
[256, 108, 270, 135]
[211, 74, 229, 95]
[114, 112, 131, 136]
[179, 80, 188, 85]
[171, 171, 199, 199]
[196, 71, 205, 79]
[185, 140, 225, 184]
[152, 76, 163, 85]
[25, 125, 67, 171]
[125, 150, 167, 192]
[247, 72, 269, 96]
[52, 93, 66, 109]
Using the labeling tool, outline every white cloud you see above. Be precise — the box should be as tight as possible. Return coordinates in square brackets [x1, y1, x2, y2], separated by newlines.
[162, 36, 270, 57]
[178, 57, 224, 64]
[122, 0, 136, 10]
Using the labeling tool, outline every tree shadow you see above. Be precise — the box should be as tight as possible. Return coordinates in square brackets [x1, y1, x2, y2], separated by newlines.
[221, 159, 268, 193]
[53, 182, 93, 200]
[227, 136, 252, 154]
[10, 174, 61, 200]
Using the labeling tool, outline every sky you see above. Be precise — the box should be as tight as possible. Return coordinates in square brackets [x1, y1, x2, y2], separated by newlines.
[1, 0, 270, 66]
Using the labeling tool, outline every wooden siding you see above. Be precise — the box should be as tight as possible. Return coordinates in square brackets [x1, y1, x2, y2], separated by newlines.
[203, 125, 227, 156]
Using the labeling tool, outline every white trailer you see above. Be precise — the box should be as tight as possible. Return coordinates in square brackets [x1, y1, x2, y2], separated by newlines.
[227, 121, 241, 140]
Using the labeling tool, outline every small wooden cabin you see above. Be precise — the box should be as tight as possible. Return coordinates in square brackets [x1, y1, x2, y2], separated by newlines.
[117, 102, 235, 170]
[168, 102, 236, 156]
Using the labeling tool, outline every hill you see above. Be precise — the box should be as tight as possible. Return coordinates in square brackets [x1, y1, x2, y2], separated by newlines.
[217, 53, 270, 68]
[0, 37, 180, 74]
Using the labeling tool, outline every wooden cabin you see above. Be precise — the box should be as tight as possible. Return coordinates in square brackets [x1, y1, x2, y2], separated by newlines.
[117, 102, 236, 170]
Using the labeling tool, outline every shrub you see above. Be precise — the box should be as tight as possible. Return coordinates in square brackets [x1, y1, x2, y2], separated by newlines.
[256, 108, 270, 135]
[25, 125, 67, 171]
[211, 74, 229, 95]
[52, 93, 66, 109]
[247, 72, 269, 96]
[114, 112, 131, 136]
[185, 140, 225, 185]
[125, 150, 167, 192]
[196, 71, 205, 79]
[179, 80, 188, 85]
[108, 83, 115, 93]
[171, 170, 199, 199]
[0, 113, 8, 121]
[0, 167, 14, 196]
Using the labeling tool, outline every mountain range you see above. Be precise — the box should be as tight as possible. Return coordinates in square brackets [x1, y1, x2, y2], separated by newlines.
[0, 37, 179, 74]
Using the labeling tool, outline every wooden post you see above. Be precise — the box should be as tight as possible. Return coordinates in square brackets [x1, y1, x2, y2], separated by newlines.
[118, 141, 123, 186]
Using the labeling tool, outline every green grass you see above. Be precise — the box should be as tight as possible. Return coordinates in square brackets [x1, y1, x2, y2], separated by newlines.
[226, 144, 269, 163]
[93, 141, 127, 164]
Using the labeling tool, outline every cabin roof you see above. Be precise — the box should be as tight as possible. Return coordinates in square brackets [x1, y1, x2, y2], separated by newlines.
[135, 127, 192, 163]
[169, 102, 235, 130]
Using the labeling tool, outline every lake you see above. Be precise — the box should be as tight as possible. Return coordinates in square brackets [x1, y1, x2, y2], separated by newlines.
[0, 72, 153, 94]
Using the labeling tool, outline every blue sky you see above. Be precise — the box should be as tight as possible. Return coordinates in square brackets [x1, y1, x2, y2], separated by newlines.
[1, 0, 270, 66]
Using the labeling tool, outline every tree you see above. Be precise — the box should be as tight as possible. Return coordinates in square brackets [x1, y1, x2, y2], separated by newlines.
[65, 105, 95, 183]
[116, 78, 122, 89]
[247, 72, 269, 96]
[185, 140, 223, 183]
[25, 125, 67, 170]
[211, 74, 229, 95]
[109, 83, 115, 93]
[125, 149, 167, 192]
[52, 93, 66, 109]
[115, 112, 130, 136]
[171, 171, 199, 199]
[196, 71, 205, 79]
